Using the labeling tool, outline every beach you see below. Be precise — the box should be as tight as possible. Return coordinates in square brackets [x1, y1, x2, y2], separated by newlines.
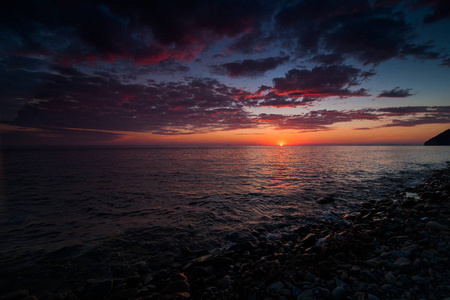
[2, 164, 449, 299]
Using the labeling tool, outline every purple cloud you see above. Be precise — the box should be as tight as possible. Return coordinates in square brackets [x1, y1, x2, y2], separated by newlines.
[378, 87, 413, 98]
[210, 56, 289, 78]
[271, 65, 373, 97]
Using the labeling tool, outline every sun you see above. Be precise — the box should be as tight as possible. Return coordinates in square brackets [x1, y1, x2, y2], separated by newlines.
[279, 142, 284, 146]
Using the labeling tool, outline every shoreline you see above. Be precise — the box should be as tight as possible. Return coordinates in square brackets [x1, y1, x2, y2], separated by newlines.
[1, 166, 449, 300]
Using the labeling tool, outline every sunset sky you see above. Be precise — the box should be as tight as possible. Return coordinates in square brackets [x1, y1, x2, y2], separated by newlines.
[1, 0, 449, 146]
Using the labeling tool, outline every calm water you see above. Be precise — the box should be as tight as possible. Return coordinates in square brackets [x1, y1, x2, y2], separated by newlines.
[0, 146, 449, 272]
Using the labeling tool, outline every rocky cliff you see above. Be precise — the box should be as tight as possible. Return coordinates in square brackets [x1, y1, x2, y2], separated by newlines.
[424, 129, 450, 145]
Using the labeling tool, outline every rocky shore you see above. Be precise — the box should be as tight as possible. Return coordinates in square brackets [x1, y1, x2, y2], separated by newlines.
[2, 167, 450, 300]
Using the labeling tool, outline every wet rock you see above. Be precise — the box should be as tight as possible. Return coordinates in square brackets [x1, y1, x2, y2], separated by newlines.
[360, 270, 378, 283]
[282, 233, 299, 242]
[316, 195, 335, 204]
[161, 280, 190, 294]
[364, 259, 379, 268]
[85, 279, 113, 299]
[210, 256, 234, 267]
[266, 281, 284, 293]
[124, 275, 141, 287]
[0, 290, 29, 300]
[331, 286, 347, 300]
[110, 288, 139, 300]
[189, 266, 211, 278]
[426, 221, 449, 231]
[302, 233, 318, 248]
[394, 257, 412, 271]
[367, 294, 380, 300]
[384, 272, 396, 284]
[217, 275, 233, 288]
[411, 275, 428, 285]
[229, 241, 256, 253]
[171, 273, 188, 281]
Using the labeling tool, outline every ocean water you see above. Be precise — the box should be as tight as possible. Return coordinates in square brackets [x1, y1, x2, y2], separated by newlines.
[0, 145, 449, 274]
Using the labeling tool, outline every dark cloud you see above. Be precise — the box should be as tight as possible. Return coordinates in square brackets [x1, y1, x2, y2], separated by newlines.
[441, 57, 450, 67]
[210, 56, 289, 77]
[2, 62, 254, 135]
[271, 65, 373, 97]
[274, 0, 444, 65]
[255, 106, 450, 131]
[378, 87, 413, 98]
[310, 54, 345, 65]
[0, 0, 446, 67]
[0, 127, 123, 146]
[256, 109, 381, 132]
[413, 0, 450, 24]
[0, 0, 274, 65]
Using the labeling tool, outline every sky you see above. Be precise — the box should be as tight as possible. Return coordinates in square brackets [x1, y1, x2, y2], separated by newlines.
[0, 0, 449, 146]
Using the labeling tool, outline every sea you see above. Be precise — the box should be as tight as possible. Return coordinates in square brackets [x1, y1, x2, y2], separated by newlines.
[0, 145, 449, 278]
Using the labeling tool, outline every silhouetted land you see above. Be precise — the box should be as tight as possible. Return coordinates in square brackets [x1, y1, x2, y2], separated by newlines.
[425, 129, 450, 145]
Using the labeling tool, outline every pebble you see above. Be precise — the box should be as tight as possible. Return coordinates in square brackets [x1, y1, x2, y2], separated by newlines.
[331, 286, 347, 300]
[110, 288, 139, 300]
[0, 290, 30, 300]
[384, 272, 396, 284]
[161, 280, 190, 294]
[426, 221, 449, 231]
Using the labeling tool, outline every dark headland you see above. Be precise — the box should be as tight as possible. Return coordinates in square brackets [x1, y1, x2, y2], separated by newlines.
[424, 129, 450, 145]
[1, 168, 450, 300]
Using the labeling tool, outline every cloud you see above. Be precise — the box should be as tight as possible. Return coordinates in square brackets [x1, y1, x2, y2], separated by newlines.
[0, 0, 446, 68]
[377, 87, 413, 98]
[0, 0, 274, 66]
[413, 0, 450, 24]
[1, 61, 255, 135]
[270, 65, 373, 99]
[254, 106, 450, 131]
[274, 0, 444, 65]
[310, 54, 345, 65]
[0, 126, 123, 146]
[441, 56, 450, 67]
[210, 56, 289, 77]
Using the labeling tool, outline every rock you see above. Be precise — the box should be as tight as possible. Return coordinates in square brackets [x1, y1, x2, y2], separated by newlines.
[217, 275, 233, 288]
[266, 282, 284, 293]
[394, 257, 412, 271]
[331, 286, 347, 300]
[125, 275, 141, 287]
[298, 289, 315, 300]
[110, 288, 139, 300]
[85, 280, 113, 299]
[360, 270, 378, 283]
[367, 294, 380, 300]
[302, 233, 318, 248]
[229, 241, 256, 253]
[411, 275, 428, 285]
[282, 233, 299, 242]
[171, 273, 188, 281]
[385, 272, 396, 284]
[316, 195, 335, 204]
[0, 290, 29, 300]
[424, 129, 450, 145]
[426, 221, 449, 231]
[364, 259, 379, 268]
[161, 280, 190, 294]
[189, 266, 211, 278]
[210, 256, 234, 267]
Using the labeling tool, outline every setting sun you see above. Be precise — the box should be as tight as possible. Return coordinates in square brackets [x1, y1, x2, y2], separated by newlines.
[279, 142, 284, 146]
